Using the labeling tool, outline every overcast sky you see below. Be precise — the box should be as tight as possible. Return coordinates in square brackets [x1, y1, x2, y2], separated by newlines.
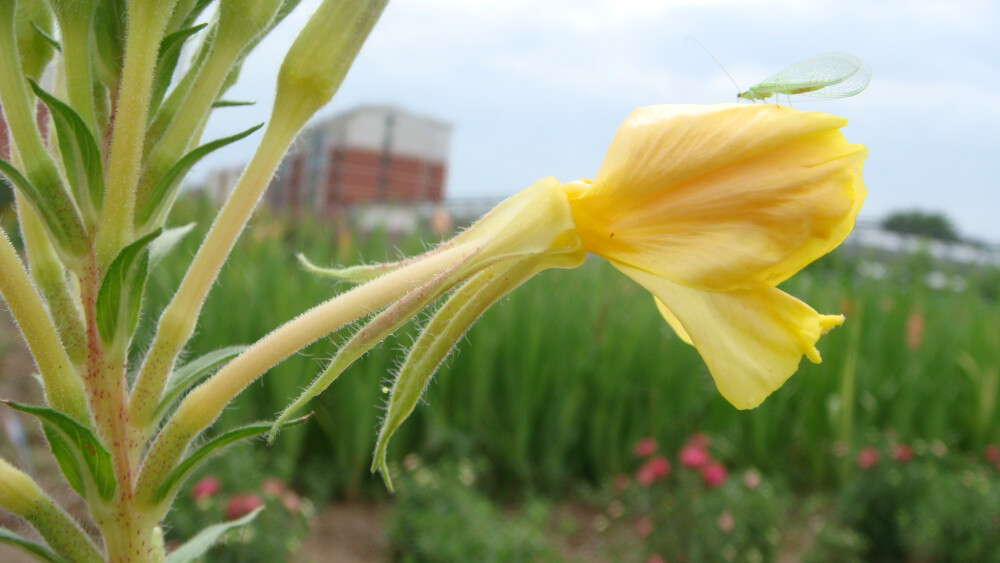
[195, 0, 1000, 243]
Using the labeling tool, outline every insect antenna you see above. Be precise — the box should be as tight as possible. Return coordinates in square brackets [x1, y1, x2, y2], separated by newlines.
[685, 36, 743, 95]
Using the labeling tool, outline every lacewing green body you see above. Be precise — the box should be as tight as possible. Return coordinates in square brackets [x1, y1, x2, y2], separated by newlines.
[738, 52, 871, 102]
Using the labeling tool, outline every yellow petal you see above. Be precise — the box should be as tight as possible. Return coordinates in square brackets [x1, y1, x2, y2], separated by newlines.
[655, 297, 692, 345]
[617, 261, 843, 409]
[566, 104, 866, 292]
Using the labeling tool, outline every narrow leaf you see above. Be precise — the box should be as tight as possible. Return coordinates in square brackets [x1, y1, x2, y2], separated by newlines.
[151, 23, 209, 114]
[3, 401, 115, 501]
[149, 223, 196, 268]
[211, 100, 255, 108]
[164, 507, 263, 563]
[30, 21, 61, 52]
[42, 427, 86, 497]
[0, 527, 72, 563]
[152, 416, 311, 505]
[136, 123, 263, 228]
[0, 159, 87, 256]
[29, 80, 104, 219]
[96, 230, 161, 344]
[154, 345, 247, 421]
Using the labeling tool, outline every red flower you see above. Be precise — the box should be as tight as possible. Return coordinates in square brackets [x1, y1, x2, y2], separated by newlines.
[679, 444, 710, 469]
[985, 444, 1000, 465]
[225, 492, 263, 521]
[191, 476, 220, 502]
[856, 446, 880, 470]
[633, 437, 658, 458]
[647, 554, 666, 563]
[700, 462, 727, 488]
[636, 456, 671, 486]
[891, 444, 913, 463]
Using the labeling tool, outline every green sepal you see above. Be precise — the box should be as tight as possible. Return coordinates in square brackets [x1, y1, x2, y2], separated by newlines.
[136, 123, 263, 229]
[0, 527, 72, 563]
[154, 345, 247, 422]
[150, 23, 209, 115]
[28, 79, 103, 222]
[95, 230, 161, 345]
[164, 507, 263, 563]
[148, 222, 196, 267]
[3, 401, 116, 501]
[29, 21, 61, 52]
[211, 100, 255, 108]
[0, 159, 88, 260]
[151, 415, 311, 505]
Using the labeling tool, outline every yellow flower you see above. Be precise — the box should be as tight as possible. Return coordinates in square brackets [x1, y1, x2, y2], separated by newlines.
[275, 103, 866, 486]
[564, 104, 866, 408]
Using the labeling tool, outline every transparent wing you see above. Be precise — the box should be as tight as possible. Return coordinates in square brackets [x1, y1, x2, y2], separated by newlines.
[755, 52, 871, 98]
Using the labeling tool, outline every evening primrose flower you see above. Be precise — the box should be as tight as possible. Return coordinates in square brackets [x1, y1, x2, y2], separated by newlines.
[270, 103, 865, 488]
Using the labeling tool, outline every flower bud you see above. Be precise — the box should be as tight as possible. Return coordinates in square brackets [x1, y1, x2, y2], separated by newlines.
[274, 0, 387, 131]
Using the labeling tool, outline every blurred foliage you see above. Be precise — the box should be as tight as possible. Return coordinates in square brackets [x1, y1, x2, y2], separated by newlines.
[385, 458, 558, 562]
[881, 210, 960, 242]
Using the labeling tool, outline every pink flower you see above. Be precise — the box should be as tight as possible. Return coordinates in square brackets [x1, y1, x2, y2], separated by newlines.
[742, 469, 761, 491]
[891, 444, 913, 463]
[686, 432, 710, 449]
[985, 444, 1000, 465]
[700, 462, 727, 488]
[191, 476, 220, 502]
[856, 446, 880, 470]
[633, 437, 658, 458]
[716, 511, 735, 534]
[225, 493, 263, 521]
[636, 456, 671, 486]
[281, 491, 301, 513]
[679, 444, 710, 469]
[261, 477, 287, 496]
[647, 555, 666, 563]
[635, 516, 654, 539]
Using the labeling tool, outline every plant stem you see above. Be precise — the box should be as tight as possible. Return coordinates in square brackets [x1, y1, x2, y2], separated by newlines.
[0, 457, 103, 563]
[129, 112, 303, 431]
[17, 193, 87, 367]
[0, 226, 89, 423]
[96, 0, 178, 268]
[134, 242, 482, 508]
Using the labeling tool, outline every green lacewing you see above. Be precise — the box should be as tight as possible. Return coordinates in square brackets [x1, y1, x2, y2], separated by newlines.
[737, 52, 872, 102]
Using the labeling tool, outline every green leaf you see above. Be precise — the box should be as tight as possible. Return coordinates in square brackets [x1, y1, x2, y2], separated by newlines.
[30, 21, 61, 52]
[0, 159, 87, 258]
[152, 416, 311, 505]
[136, 123, 263, 228]
[28, 79, 104, 221]
[211, 100, 256, 108]
[149, 223, 196, 268]
[3, 401, 115, 501]
[151, 23, 209, 115]
[96, 230, 161, 345]
[93, 0, 125, 92]
[154, 345, 247, 422]
[0, 527, 72, 563]
[42, 427, 86, 497]
[164, 507, 263, 563]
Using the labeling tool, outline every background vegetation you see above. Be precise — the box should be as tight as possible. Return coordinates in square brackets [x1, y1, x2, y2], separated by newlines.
[143, 195, 1000, 503]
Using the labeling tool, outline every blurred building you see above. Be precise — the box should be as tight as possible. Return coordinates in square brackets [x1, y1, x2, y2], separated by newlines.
[263, 105, 450, 214]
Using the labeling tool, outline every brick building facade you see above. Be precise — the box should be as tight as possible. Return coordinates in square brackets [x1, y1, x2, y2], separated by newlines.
[205, 106, 451, 214]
